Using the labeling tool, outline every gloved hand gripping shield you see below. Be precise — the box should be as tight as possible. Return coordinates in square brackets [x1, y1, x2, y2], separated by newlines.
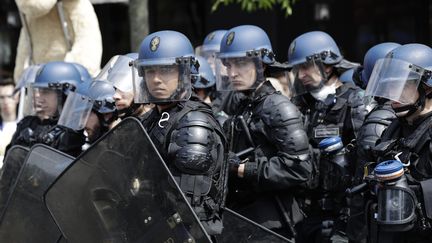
[365, 58, 431, 105]
[215, 50, 265, 91]
[132, 57, 194, 104]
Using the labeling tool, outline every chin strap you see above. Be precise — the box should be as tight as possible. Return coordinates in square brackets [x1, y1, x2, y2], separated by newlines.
[393, 86, 426, 117]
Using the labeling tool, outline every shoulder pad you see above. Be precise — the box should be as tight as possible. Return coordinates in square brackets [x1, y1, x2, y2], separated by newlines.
[259, 93, 303, 126]
[177, 110, 216, 130]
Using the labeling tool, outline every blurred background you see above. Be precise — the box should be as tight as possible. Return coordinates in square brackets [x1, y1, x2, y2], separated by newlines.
[1, 0, 431, 79]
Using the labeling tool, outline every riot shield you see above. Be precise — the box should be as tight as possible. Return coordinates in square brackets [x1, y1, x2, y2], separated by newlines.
[218, 207, 293, 243]
[0, 144, 74, 242]
[0, 145, 30, 217]
[45, 117, 212, 243]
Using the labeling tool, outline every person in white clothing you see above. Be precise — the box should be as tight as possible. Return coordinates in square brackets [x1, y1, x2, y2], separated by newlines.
[0, 78, 18, 164]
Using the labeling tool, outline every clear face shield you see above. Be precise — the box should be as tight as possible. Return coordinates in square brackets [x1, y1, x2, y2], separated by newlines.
[196, 46, 218, 75]
[96, 55, 136, 93]
[268, 70, 295, 98]
[365, 58, 425, 105]
[16, 65, 42, 120]
[58, 91, 94, 131]
[23, 84, 64, 120]
[132, 57, 193, 104]
[215, 54, 265, 91]
[291, 57, 330, 98]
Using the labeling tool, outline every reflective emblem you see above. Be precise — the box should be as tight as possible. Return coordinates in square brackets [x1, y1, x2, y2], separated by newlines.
[226, 32, 235, 46]
[150, 36, 160, 52]
[158, 111, 170, 128]
[314, 127, 339, 138]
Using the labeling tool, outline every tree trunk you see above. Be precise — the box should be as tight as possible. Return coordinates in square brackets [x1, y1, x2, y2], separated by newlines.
[128, 0, 149, 52]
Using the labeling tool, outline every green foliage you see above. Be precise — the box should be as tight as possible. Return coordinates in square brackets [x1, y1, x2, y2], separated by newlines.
[211, 0, 297, 17]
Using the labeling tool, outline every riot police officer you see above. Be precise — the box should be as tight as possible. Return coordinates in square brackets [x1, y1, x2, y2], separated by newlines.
[347, 42, 401, 242]
[214, 25, 312, 238]
[132, 30, 227, 238]
[193, 56, 217, 104]
[97, 54, 153, 121]
[286, 31, 368, 242]
[196, 29, 227, 75]
[84, 80, 117, 143]
[354, 42, 401, 177]
[6, 61, 89, 157]
[362, 43, 432, 243]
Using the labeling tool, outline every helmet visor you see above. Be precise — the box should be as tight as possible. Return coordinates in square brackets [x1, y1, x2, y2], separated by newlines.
[291, 58, 327, 97]
[15, 65, 41, 93]
[24, 85, 64, 119]
[366, 58, 423, 104]
[97, 55, 135, 93]
[215, 55, 264, 91]
[58, 91, 93, 131]
[132, 59, 192, 104]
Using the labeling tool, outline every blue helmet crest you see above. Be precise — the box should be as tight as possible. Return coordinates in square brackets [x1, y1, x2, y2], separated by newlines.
[218, 25, 274, 64]
[201, 30, 227, 53]
[287, 31, 343, 67]
[361, 42, 401, 86]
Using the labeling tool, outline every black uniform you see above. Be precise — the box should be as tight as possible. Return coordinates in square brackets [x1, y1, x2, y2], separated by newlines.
[356, 102, 396, 174]
[141, 97, 226, 236]
[346, 102, 396, 242]
[292, 82, 367, 242]
[225, 81, 312, 237]
[6, 116, 85, 157]
[353, 113, 432, 243]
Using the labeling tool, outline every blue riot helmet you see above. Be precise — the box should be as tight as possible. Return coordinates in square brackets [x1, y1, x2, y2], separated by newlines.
[365, 44, 432, 117]
[193, 56, 216, 102]
[25, 61, 83, 120]
[339, 68, 355, 84]
[132, 30, 196, 104]
[354, 42, 401, 88]
[215, 25, 274, 91]
[88, 80, 116, 114]
[199, 30, 227, 54]
[287, 31, 343, 100]
[97, 54, 136, 93]
[72, 63, 93, 93]
[58, 80, 116, 133]
[196, 30, 227, 74]
[193, 56, 216, 89]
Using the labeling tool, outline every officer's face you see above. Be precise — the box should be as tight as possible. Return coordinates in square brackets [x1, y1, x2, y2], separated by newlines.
[145, 65, 179, 99]
[225, 58, 257, 90]
[33, 88, 59, 119]
[85, 111, 107, 143]
[391, 81, 420, 116]
[113, 88, 134, 111]
[295, 62, 323, 89]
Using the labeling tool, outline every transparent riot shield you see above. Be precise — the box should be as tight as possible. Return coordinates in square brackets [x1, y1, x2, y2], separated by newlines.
[0, 145, 30, 218]
[0, 144, 74, 242]
[45, 117, 212, 243]
[218, 207, 293, 243]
